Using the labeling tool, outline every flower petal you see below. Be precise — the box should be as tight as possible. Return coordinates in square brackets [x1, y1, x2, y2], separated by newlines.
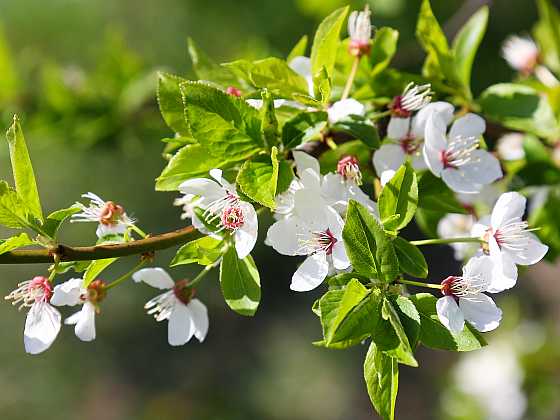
[509, 233, 549, 266]
[290, 253, 329, 292]
[24, 302, 61, 355]
[459, 293, 502, 332]
[331, 242, 350, 270]
[424, 112, 448, 152]
[293, 151, 320, 180]
[449, 113, 486, 140]
[266, 217, 307, 256]
[411, 101, 454, 138]
[487, 235, 518, 292]
[187, 298, 209, 343]
[178, 178, 225, 204]
[372, 144, 406, 178]
[327, 99, 365, 123]
[72, 302, 96, 342]
[51, 278, 84, 307]
[235, 202, 258, 259]
[423, 144, 444, 176]
[387, 117, 410, 140]
[462, 255, 494, 291]
[490, 192, 526, 229]
[460, 149, 503, 184]
[168, 301, 194, 346]
[132, 267, 175, 289]
[436, 296, 465, 334]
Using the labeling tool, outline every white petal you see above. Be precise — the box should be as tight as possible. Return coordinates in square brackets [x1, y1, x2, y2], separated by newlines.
[411, 101, 454, 138]
[372, 144, 406, 178]
[132, 268, 175, 289]
[51, 278, 84, 307]
[72, 302, 96, 342]
[331, 242, 350, 270]
[321, 173, 349, 209]
[411, 153, 428, 171]
[471, 216, 491, 238]
[459, 294, 502, 332]
[387, 117, 410, 140]
[234, 202, 258, 259]
[462, 255, 494, 291]
[424, 112, 448, 152]
[436, 296, 465, 334]
[168, 301, 194, 346]
[423, 144, 444, 176]
[293, 151, 320, 179]
[325, 205, 345, 237]
[178, 178, 225, 204]
[460, 149, 503, 184]
[327, 99, 365, 123]
[289, 56, 312, 79]
[380, 170, 397, 186]
[490, 192, 526, 229]
[246, 99, 263, 109]
[266, 217, 307, 256]
[449, 113, 486, 140]
[290, 253, 329, 292]
[24, 302, 61, 355]
[96, 222, 127, 239]
[293, 188, 328, 229]
[347, 185, 378, 216]
[508, 233, 549, 266]
[187, 298, 209, 342]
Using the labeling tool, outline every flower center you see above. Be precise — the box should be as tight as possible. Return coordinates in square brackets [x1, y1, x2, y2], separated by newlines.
[220, 205, 245, 231]
[440, 274, 486, 298]
[348, 39, 371, 57]
[440, 136, 480, 169]
[5, 276, 53, 309]
[99, 201, 125, 226]
[399, 135, 421, 155]
[300, 228, 338, 255]
[83, 279, 107, 304]
[337, 155, 362, 185]
[390, 95, 411, 118]
[226, 86, 242, 97]
[488, 219, 530, 252]
[173, 280, 196, 305]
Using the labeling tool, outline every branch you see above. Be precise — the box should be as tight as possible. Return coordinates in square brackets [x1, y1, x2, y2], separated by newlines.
[0, 226, 202, 264]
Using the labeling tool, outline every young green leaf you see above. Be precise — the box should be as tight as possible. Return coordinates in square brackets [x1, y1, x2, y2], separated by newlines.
[393, 237, 428, 279]
[332, 118, 380, 150]
[250, 57, 309, 97]
[0, 180, 32, 229]
[156, 144, 230, 191]
[370, 27, 399, 77]
[313, 66, 331, 103]
[451, 6, 489, 97]
[170, 237, 224, 267]
[364, 341, 399, 420]
[409, 293, 487, 352]
[276, 159, 295, 195]
[0, 233, 33, 255]
[281, 111, 327, 149]
[378, 163, 418, 231]
[237, 147, 280, 208]
[42, 205, 81, 239]
[391, 295, 421, 349]
[310, 6, 349, 78]
[157, 72, 190, 136]
[181, 81, 264, 160]
[536, 0, 560, 73]
[287, 35, 308, 63]
[259, 89, 279, 147]
[83, 258, 118, 288]
[343, 200, 399, 282]
[6, 116, 43, 223]
[219, 246, 261, 316]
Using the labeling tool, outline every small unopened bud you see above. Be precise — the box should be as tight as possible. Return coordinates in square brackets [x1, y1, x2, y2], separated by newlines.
[226, 86, 242, 97]
[85, 280, 107, 304]
[337, 155, 362, 185]
[348, 6, 372, 57]
[173, 280, 196, 305]
[502, 35, 539, 75]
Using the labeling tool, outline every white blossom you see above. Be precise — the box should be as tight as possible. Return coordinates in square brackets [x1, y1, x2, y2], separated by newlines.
[5, 276, 61, 355]
[133, 268, 209, 346]
[177, 169, 258, 259]
[496, 133, 525, 161]
[471, 192, 548, 292]
[348, 6, 372, 56]
[423, 111, 502, 193]
[502, 35, 539, 74]
[327, 99, 366, 124]
[436, 255, 502, 334]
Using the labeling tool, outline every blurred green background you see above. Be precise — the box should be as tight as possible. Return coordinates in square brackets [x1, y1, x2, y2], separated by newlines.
[0, 0, 559, 419]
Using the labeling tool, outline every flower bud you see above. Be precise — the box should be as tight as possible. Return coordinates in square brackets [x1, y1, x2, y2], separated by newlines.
[85, 280, 107, 304]
[337, 155, 363, 185]
[347, 6, 372, 57]
[501, 35, 539, 75]
[226, 86, 242, 97]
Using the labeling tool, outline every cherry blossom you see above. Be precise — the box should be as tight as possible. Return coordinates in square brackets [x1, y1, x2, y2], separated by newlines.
[496, 133, 525, 161]
[133, 268, 209, 346]
[501, 35, 539, 75]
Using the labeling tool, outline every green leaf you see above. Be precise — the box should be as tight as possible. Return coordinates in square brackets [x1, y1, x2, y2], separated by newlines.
[6, 116, 43, 223]
[451, 6, 488, 96]
[259, 89, 279, 147]
[343, 200, 399, 282]
[219, 246, 261, 316]
[83, 258, 117, 288]
[187, 38, 238, 87]
[237, 147, 280, 208]
[409, 293, 487, 352]
[478, 83, 560, 140]
[181, 81, 264, 160]
[529, 187, 560, 261]
[378, 163, 418, 231]
[417, 172, 467, 214]
[313, 66, 332, 103]
[0, 233, 33, 255]
[375, 298, 418, 367]
[364, 341, 399, 420]
[536, 0, 560, 74]
[276, 159, 295, 194]
[281, 111, 327, 149]
[170, 237, 224, 266]
[332, 118, 380, 149]
[0, 180, 32, 229]
[287, 35, 308, 63]
[391, 295, 421, 349]
[393, 237, 428, 279]
[157, 72, 190, 136]
[370, 27, 399, 77]
[310, 6, 349, 78]
[42, 205, 81, 239]
[250, 58, 309, 97]
[221, 59, 255, 87]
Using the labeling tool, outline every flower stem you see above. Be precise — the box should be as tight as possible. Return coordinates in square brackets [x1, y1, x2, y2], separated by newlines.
[189, 264, 214, 287]
[106, 259, 147, 290]
[397, 278, 442, 290]
[341, 56, 360, 100]
[409, 237, 483, 246]
[130, 224, 148, 239]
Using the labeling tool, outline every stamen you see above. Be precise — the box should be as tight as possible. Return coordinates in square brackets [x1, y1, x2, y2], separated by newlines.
[337, 155, 362, 185]
[5, 276, 53, 310]
[441, 136, 480, 169]
[298, 228, 337, 255]
[145, 290, 176, 322]
[441, 274, 486, 299]
[492, 218, 531, 252]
